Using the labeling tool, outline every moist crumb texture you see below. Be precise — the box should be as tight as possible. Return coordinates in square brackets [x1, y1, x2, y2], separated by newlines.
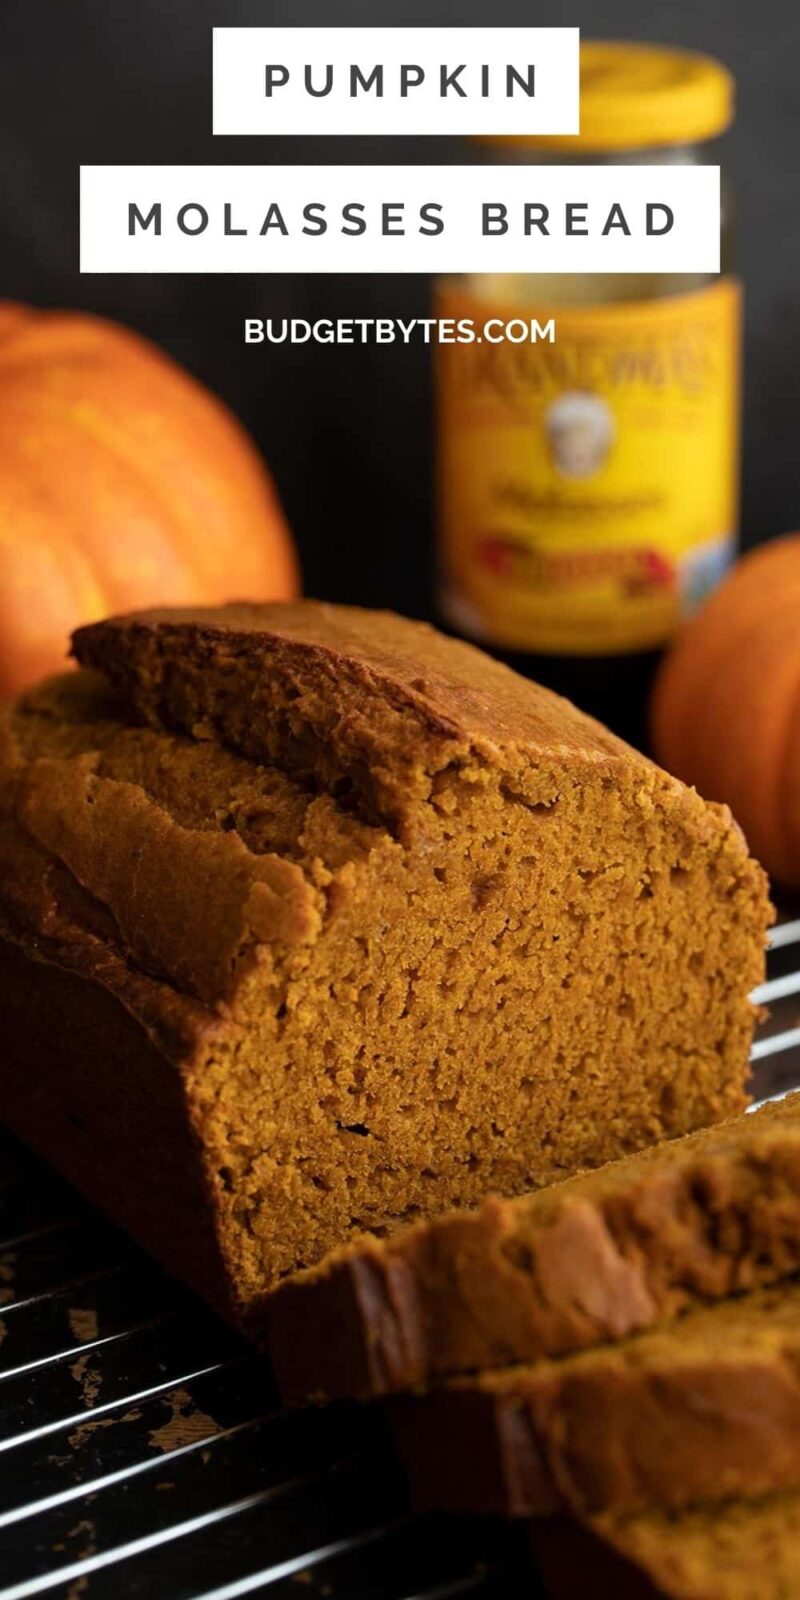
[0, 601, 771, 1324]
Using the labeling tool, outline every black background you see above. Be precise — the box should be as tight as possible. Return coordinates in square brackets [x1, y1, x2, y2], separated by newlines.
[1, 0, 797, 621]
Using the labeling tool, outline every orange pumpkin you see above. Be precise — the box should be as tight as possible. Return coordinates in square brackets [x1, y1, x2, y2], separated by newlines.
[651, 535, 800, 886]
[0, 303, 299, 694]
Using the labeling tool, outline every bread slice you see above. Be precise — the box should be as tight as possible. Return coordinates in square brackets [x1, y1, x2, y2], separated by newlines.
[267, 1096, 800, 1401]
[389, 1279, 800, 1519]
[0, 602, 768, 1327]
[532, 1493, 800, 1600]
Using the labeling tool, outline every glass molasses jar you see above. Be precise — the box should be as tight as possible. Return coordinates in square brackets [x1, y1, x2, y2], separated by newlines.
[435, 40, 738, 748]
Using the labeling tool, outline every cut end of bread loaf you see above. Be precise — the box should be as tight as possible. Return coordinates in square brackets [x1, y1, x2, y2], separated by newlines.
[0, 602, 771, 1326]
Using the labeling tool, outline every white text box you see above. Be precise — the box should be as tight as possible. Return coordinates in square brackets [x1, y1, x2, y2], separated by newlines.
[212, 27, 579, 137]
[80, 165, 721, 276]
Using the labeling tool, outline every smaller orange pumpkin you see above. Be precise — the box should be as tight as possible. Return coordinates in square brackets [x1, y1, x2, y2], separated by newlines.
[651, 535, 800, 886]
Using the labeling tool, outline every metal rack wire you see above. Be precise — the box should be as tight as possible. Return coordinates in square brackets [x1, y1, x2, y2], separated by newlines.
[1, 913, 799, 1600]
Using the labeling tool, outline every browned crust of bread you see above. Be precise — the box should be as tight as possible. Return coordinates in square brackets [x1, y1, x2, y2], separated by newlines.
[71, 602, 677, 840]
[0, 931, 232, 1314]
[72, 600, 631, 766]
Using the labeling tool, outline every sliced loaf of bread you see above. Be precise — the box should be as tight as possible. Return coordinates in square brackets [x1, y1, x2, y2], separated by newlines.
[268, 1095, 800, 1401]
[389, 1278, 800, 1518]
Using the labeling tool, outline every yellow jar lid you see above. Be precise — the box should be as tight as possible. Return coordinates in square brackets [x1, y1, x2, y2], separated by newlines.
[480, 40, 735, 152]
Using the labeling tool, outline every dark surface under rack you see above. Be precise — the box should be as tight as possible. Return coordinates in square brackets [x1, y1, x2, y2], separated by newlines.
[1, 911, 799, 1600]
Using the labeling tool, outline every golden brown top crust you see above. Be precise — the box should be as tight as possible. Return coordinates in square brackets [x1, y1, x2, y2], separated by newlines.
[77, 599, 627, 754]
[72, 601, 633, 770]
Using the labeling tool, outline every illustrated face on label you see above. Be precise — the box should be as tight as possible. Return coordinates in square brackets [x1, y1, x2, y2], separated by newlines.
[545, 390, 615, 479]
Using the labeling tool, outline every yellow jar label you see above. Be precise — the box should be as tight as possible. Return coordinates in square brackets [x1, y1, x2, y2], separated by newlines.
[436, 279, 741, 655]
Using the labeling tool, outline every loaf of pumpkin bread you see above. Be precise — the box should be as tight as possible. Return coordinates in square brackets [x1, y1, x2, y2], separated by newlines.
[0, 602, 769, 1328]
[389, 1278, 800, 1519]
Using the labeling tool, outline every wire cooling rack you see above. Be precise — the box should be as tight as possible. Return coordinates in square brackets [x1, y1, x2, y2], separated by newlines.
[1, 912, 799, 1600]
